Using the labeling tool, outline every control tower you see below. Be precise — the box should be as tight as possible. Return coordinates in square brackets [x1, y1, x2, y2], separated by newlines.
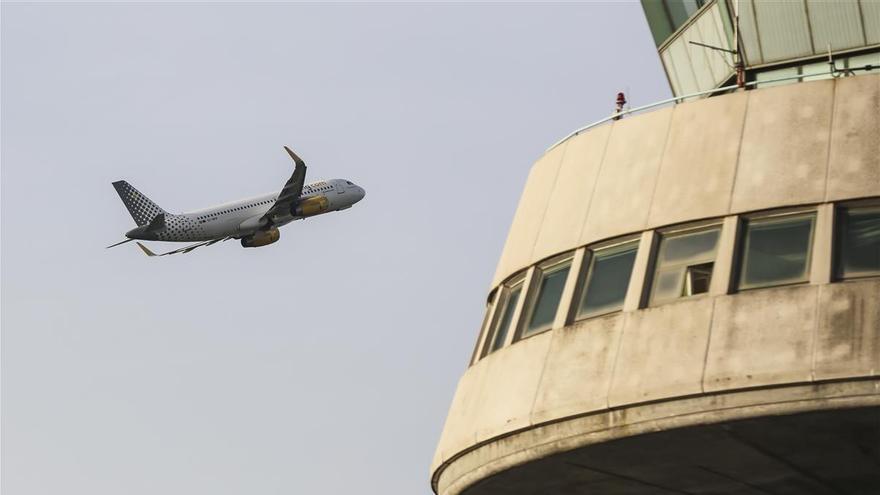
[431, 1, 879, 494]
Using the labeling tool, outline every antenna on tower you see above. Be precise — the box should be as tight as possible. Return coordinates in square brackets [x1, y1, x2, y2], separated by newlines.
[733, 0, 744, 87]
[688, 0, 746, 88]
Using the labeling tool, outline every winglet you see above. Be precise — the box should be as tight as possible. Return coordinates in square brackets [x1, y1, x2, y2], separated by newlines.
[136, 242, 157, 257]
[283, 146, 305, 167]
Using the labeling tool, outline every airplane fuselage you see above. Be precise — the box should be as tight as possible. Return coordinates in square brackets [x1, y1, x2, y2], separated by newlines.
[125, 178, 365, 243]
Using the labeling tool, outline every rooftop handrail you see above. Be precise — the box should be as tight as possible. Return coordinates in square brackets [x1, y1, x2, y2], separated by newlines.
[545, 65, 875, 153]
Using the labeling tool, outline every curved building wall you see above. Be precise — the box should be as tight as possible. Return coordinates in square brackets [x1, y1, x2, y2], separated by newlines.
[493, 75, 878, 287]
[431, 74, 880, 494]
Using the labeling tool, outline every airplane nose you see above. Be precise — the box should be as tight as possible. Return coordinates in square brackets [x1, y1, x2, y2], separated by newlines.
[356, 186, 366, 202]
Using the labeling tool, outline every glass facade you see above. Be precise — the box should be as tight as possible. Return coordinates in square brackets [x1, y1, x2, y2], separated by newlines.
[642, 0, 708, 47]
[644, 0, 880, 97]
[755, 52, 880, 89]
[836, 206, 880, 279]
[471, 202, 880, 364]
[483, 282, 522, 357]
[577, 242, 639, 320]
[738, 215, 815, 290]
[470, 301, 495, 365]
[522, 259, 572, 338]
[650, 228, 720, 305]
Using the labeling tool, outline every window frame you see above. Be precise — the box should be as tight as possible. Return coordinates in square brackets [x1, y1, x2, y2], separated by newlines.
[479, 272, 526, 358]
[469, 289, 499, 366]
[573, 236, 641, 322]
[646, 0, 713, 50]
[735, 209, 817, 292]
[834, 200, 880, 281]
[647, 222, 723, 307]
[516, 253, 574, 341]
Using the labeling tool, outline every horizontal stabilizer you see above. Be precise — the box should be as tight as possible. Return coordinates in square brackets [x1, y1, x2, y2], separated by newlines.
[106, 238, 135, 249]
[136, 242, 158, 257]
[136, 238, 231, 257]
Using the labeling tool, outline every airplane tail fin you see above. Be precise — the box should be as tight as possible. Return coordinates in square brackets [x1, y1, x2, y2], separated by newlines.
[112, 180, 168, 226]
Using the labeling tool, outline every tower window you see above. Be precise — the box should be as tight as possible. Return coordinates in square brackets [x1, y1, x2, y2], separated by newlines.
[649, 227, 720, 305]
[835, 206, 880, 279]
[577, 240, 639, 320]
[737, 213, 815, 290]
[470, 299, 495, 366]
[481, 277, 524, 358]
[520, 256, 572, 339]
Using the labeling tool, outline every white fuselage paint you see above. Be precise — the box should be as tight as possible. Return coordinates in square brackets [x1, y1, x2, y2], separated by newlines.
[132, 178, 365, 243]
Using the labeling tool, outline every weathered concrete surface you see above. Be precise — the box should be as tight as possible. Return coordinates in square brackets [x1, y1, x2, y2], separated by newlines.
[580, 107, 672, 244]
[609, 297, 714, 406]
[460, 405, 880, 495]
[442, 75, 880, 495]
[469, 332, 552, 445]
[492, 142, 566, 286]
[648, 91, 747, 227]
[814, 280, 880, 380]
[826, 74, 880, 201]
[531, 126, 611, 264]
[434, 359, 490, 466]
[530, 315, 623, 424]
[730, 80, 833, 213]
[491, 75, 880, 288]
[433, 281, 880, 480]
[435, 382, 880, 495]
[704, 285, 818, 392]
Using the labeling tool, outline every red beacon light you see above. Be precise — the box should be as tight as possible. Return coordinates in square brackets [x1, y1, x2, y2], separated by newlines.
[614, 92, 627, 120]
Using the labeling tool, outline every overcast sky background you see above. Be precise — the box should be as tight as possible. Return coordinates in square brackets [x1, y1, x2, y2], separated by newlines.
[2, 2, 669, 494]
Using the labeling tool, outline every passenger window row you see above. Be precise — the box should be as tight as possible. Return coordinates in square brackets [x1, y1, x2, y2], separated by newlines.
[198, 200, 275, 220]
[471, 202, 880, 364]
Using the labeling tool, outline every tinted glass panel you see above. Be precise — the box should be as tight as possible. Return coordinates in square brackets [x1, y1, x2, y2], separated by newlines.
[666, 0, 701, 28]
[524, 262, 571, 337]
[578, 242, 638, 319]
[642, 0, 674, 46]
[487, 285, 521, 354]
[650, 228, 720, 305]
[470, 302, 494, 365]
[739, 215, 815, 290]
[641, 0, 706, 46]
[836, 207, 880, 278]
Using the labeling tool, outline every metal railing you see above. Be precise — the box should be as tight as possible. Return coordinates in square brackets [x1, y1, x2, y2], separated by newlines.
[545, 65, 876, 153]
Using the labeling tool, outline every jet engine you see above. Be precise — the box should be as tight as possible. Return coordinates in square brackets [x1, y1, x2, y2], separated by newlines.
[241, 227, 280, 248]
[293, 195, 329, 217]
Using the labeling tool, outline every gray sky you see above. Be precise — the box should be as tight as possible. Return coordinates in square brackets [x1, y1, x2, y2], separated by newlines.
[1, 2, 669, 494]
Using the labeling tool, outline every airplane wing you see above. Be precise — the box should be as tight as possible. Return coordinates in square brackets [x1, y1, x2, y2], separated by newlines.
[136, 237, 231, 257]
[260, 146, 307, 225]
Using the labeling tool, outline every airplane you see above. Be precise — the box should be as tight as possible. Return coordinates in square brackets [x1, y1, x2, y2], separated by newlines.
[107, 146, 365, 256]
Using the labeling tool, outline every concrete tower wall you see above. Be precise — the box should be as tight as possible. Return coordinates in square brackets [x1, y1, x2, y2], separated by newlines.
[431, 75, 880, 495]
[493, 75, 878, 287]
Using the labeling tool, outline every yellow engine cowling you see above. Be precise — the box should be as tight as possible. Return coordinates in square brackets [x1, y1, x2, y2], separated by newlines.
[241, 227, 280, 248]
[294, 195, 329, 217]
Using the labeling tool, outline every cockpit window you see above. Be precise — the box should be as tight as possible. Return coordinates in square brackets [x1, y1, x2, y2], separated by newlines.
[346, 181, 353, 185]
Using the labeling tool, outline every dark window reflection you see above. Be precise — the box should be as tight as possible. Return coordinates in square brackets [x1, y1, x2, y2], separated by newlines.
[524, 261, 571, 338]
[578, 242, 639, 319]
[484, 284, 522, 356]
[641, 0, 707, 46]
[836, 207, 880, 279]
[738, 215, 815, 290]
